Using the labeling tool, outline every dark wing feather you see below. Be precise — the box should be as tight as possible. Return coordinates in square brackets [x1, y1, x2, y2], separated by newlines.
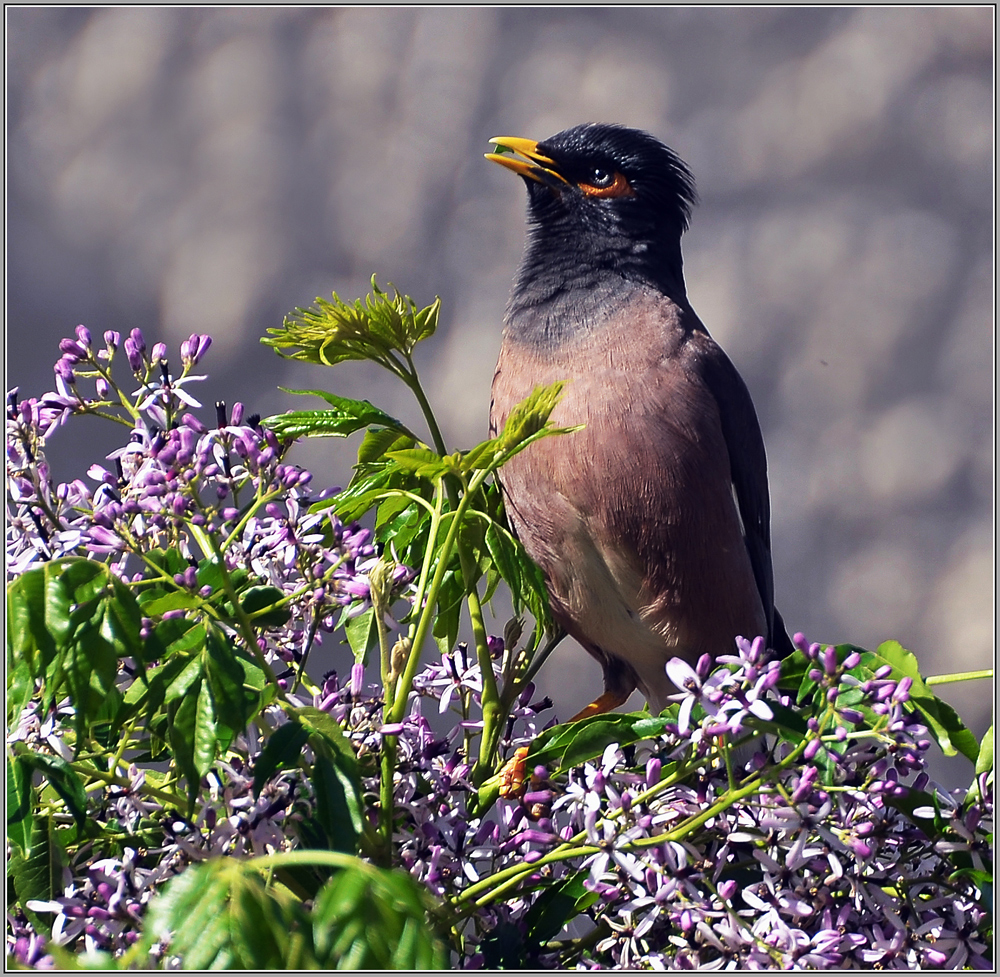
[698, 349, 777, 647]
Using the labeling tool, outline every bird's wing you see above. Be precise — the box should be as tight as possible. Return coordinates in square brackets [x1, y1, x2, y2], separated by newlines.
[697, 347, 776, 647]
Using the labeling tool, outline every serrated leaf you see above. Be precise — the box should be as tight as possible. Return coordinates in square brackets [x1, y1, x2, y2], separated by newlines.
[269, 389, 409, 433]
[263, 409, 408, 442]
[311, 864, 447, 969]
[358, 428, 413, 469]
[385, 447, 454, 480]
[7, 558, 145, 736]
[138, 859, 305, 969]
[263, 280, 440, 365]
[495, 382, 580, 463]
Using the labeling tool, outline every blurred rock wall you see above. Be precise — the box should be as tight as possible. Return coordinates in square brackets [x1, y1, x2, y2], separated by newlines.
[7, 8, 993, 748]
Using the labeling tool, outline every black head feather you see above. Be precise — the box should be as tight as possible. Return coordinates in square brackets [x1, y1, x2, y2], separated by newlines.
[508, 124, 698, 324]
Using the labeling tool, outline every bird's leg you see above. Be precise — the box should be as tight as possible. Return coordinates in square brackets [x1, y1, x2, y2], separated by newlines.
[498, 687, 632, 799]
[566, 688, 631, 723]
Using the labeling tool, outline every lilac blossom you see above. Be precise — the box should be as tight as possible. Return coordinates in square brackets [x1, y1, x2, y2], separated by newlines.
[6, 326, 991, 970]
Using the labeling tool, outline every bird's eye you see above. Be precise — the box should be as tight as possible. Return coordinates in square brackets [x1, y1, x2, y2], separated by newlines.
[577, 169, 635, 199]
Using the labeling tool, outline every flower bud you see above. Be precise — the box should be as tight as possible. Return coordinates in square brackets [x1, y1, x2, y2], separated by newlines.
[124, 338, 143, 372]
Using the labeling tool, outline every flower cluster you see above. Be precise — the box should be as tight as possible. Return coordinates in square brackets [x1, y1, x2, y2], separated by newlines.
[6, 320, 992, 970]
[309, 633, 992, 970]
[6, 326, 414, 678]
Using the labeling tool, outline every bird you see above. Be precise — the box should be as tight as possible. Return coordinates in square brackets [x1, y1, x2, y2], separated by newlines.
[486, 123, 793, 725]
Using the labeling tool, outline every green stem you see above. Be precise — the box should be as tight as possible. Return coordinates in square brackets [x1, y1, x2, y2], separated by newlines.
[456, 733, 809, 912]
[387, 471, 489, 726]
[925, 669, 993, 686]
[458, 540, 500, 776]
[403, 356, 448, 458]
[378, 740, 396, 867]
[201, 529, 278, 688]
[74, 764, 187, 810]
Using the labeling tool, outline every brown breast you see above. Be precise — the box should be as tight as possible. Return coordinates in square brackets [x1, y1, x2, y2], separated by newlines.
[490, 287, 766, 709]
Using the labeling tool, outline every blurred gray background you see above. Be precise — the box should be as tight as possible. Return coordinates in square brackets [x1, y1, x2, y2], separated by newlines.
[7, 8, 993, 769]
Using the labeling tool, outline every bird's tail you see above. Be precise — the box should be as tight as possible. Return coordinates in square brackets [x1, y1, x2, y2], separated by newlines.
[770, 607, 797, 660]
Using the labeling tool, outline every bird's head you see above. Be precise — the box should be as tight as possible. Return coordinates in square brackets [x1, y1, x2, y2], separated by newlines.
[487, 123, 697, 304]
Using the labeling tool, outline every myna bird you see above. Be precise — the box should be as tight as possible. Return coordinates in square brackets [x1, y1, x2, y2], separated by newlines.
[487, 123, 793, 722]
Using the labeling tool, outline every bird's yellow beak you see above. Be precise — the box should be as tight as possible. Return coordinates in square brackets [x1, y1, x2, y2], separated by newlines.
[485, 136, 569, 185]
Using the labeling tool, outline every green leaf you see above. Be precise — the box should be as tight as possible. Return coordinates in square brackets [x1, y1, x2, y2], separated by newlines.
[523, 869, 592, 947]
[262, 280, 440, 366]
[6, 658, 34, 733]
[17, 749, 89, 830]
[312, 754, 360, 855]
[496, 382, 581, 462]
[481, 920, 527, 970]
[330, 462, 417, 524]
[755, 700, 809, 742]
[357, 427, 415, 466]
[163, 651, 207, 703]
[385, 447, 454, 480]
[432, 569, 464, 657]
[292, 707, 365, 849]
[522, 712, 672, 773]
[7, 753, 33, 855]
[6, 558, 145, 742]
[375, 498, 432, 558]
[868, 640, 978, 761]
[344, 607, 379, 664]
[374, 492, 415, 529]
[168, 678, 203, 797]
[9, 814, 65, 933]
[311, 864, 447, 969]
[253, 721, 310, 797]
[263, 390, 412, 442]
[204, 627, 261, 745]
[911, 691, 979, 762]
[137, 859, 307, 969]
[976, 724, 993, 777]
[240, 585, 291, 629]
[136, 590, 201, 617]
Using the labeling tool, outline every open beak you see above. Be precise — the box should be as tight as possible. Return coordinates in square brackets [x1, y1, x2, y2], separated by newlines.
[485, 136, 569, 185]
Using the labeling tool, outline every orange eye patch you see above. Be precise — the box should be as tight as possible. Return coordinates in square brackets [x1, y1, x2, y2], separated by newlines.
[578, 172, 635, 198]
